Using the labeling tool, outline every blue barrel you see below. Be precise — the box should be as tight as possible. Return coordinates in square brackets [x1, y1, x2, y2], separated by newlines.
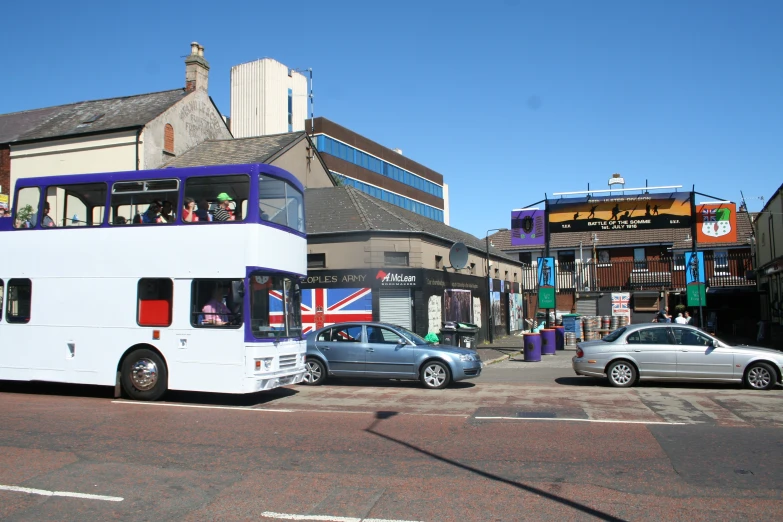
[541, 328, 557, 355]
[523, 333, 541, 362]
[554, 326, 565, 351]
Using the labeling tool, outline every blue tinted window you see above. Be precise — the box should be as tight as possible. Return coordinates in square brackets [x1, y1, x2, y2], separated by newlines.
[332, 172, 442, 222]
[319, 136, 442, 198]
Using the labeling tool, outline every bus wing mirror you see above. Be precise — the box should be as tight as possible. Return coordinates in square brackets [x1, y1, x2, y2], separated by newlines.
[232, 281, 245, 303]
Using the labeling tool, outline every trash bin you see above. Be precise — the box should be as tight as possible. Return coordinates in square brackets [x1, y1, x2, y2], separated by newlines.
[440, 321, 457, 346]
[541, 328, 557, 355]
[439, 332, 456, 345]
[563, 313, 582, 341]
[523, 332, 541, 362]
[454, 322, 479, 349]
[554, 326, 565, 351]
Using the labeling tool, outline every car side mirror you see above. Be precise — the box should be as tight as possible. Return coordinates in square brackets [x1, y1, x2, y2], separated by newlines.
[707, 339, 716, 347]
[397, 338, 408, 346]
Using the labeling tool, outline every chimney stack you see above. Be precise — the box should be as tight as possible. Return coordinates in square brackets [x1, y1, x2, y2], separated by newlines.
[185, 41, 210, 92]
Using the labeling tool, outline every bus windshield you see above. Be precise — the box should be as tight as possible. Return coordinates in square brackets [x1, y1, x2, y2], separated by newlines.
[249, 272, 303, 339]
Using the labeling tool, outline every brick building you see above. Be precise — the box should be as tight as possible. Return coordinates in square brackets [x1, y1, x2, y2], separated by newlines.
[490, 187, 757, 338]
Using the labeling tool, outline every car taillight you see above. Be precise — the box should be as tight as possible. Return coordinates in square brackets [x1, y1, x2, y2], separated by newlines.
[576, 347, 584, 358]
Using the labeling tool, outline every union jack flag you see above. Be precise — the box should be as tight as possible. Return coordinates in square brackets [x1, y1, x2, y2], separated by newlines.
[270, 287, 372, 334]
[612, 293, 629, 312]
[702, 208, 717, 222]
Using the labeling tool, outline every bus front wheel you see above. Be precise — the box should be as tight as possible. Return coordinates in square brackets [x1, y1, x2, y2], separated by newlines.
[120, 349, 168, 401]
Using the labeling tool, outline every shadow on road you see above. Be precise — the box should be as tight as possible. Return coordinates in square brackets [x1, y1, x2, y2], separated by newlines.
[555, 376, 756, 391]
[0, 380, 114, 399]
[0, 379, 299, 407]
[162, 387, 299, 407]
[320, 378, 476, 390]
[365, 411, 624, 521]
[555, 376, 606, 387]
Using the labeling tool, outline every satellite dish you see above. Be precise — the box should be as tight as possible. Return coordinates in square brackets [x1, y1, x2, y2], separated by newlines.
[448, 242, 469, 270]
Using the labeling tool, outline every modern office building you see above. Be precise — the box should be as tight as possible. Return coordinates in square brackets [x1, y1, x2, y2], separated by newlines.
[308, 117, 448, 223]
[229, 55, 449, 223]
[230, 58, 309, 137]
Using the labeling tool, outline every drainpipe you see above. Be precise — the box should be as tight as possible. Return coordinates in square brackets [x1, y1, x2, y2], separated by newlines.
[135, 128, 142, 170]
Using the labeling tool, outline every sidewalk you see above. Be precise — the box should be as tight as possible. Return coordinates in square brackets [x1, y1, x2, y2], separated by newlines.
[476, 333, 576, 364]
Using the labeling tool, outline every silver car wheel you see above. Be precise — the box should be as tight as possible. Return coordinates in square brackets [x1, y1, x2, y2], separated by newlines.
[610, 363, 633, 386]
[303, 360, 322, 384]
[423, 364, 446, 388]
[130, 358, 158, 391]
[747, 366, 772, 389]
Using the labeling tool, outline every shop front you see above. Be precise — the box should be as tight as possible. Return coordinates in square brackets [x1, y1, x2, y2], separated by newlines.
[303, 268, 497, 342]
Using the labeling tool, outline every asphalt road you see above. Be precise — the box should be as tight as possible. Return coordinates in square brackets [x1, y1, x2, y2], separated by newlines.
[0, 362, 781, 521]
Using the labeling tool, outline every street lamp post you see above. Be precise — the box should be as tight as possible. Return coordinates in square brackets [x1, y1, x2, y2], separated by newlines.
[485, 228, 508, 344]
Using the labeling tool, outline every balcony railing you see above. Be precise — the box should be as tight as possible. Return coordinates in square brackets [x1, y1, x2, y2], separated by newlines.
[519, 252, 755, 292]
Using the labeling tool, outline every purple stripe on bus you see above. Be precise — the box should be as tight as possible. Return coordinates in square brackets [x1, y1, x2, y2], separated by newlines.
[6, 163, 306, 236]
[13, 163, 304, 193]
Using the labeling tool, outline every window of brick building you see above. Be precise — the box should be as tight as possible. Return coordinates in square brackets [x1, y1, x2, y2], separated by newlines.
[164, 124, 174, 154]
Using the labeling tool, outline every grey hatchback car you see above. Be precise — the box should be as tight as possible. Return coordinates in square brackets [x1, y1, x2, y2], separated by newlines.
[302, 322, 483, 389]
[573, 323, 783, 390]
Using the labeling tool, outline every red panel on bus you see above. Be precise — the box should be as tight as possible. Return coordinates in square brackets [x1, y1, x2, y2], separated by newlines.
[138, 299, 171, 326]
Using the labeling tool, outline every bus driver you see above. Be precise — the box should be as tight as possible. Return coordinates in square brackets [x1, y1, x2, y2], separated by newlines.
[202, 285, 231, 325]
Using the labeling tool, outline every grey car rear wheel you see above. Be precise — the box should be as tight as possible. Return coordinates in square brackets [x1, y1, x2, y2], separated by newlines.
[744, 362, 776, 391]
[302, 358, 326, 385]
[606, 360, 637, 388]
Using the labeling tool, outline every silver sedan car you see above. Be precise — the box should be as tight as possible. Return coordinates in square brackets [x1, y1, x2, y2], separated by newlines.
[302, 322, 483, 389]
[573, 323, 783, 390]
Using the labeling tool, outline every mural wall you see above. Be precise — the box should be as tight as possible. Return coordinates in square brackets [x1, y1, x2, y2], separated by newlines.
[443, 289, 473, 323]
[548, 192, 692, 232]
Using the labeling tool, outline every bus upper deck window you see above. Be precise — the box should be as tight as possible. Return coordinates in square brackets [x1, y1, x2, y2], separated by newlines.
[183, 175, 249, 224]
[13, 187, 41, 229]
[259, 175, 304, 232]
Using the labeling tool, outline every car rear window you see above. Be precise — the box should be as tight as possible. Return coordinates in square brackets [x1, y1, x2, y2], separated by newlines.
[602, 327, 626, 342]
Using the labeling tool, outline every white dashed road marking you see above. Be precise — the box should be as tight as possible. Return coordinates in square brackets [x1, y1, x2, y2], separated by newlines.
[474, 416, 690, 425]
[261, 512, 421, 522]
[0, 484, 123, 502]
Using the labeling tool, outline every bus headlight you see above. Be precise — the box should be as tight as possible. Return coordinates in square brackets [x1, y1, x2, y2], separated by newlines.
[255, 358, 273, 371]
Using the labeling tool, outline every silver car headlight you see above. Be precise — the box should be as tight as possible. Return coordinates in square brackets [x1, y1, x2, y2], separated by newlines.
[459, 354, 476, 362]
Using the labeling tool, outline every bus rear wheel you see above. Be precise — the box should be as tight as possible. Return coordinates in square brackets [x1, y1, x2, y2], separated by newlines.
[120, 349, 168, 401]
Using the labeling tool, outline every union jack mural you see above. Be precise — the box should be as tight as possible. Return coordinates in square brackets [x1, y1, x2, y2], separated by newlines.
[611, 292, 630, 317]
[270, 287, 373, 334]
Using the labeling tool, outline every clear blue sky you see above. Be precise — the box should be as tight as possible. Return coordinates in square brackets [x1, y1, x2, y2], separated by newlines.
[2, 0, 781, 238]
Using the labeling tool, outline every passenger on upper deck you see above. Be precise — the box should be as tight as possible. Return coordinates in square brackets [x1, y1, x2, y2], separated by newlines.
[140, 201, 163, 224]
[195, 199, 212, 222]
[159, 201, 175, 223]
[213, 193, 235, 222]
[182, 198, 199, 222]
[42, 202, 56, 227]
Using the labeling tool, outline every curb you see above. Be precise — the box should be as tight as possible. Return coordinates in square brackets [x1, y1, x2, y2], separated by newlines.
[484, 351, 522, 365]
[483, 348, 578, 365]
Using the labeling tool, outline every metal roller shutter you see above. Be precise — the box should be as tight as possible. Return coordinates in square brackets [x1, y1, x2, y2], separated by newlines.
[576, 298, 598, 316]
[379, 288, 412, 330]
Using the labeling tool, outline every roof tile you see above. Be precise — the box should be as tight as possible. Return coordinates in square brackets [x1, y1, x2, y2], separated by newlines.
[306, 187, 518, 262]
[167, 132, 306, 167]
[0, 89, 187, 143]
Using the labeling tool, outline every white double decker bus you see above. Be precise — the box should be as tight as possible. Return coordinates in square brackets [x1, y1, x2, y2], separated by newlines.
[0, 163, 307, 400]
